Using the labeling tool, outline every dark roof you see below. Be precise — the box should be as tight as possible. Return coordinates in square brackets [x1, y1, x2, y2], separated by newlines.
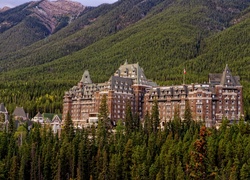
[209, 73, 222, 85]
[114, 61, 157, 86]
[13, 107, 26, 118]
[220, 65, 240, 86]
[209, 65, 241, 86]
[110, 76, 133, 93]
[0, 103, 7, 113]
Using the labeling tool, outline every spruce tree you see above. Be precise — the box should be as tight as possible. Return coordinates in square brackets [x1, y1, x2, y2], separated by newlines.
[97, 94, 110, 149]
[9, 156, 19, 180]
[125, 101, 133, 135]
[151, 99, 160, 133]
[98, 94, 109, 129]
[123, 139, 133, 180]
[64, 111, 74, 140]
[8, 115, 15, 134]
[144, 111, 152, 136]
[189, 126, 209, 179]
[184, 100, 192, 127]
[240, 163, 250, 179]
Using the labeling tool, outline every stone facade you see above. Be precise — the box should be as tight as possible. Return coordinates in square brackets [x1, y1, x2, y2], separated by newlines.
[63, 63, 244, 128]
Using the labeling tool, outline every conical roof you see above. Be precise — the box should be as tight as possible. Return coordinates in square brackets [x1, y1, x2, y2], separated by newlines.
[80, 70, 92, 84]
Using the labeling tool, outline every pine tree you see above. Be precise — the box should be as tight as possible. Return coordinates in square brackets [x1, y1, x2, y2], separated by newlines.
[98, 94, 109, 129]
[97, 94, 110, 149]
[240, 163, 250, 179]
[64, 111, 74, 140]
[176, 162, 185, 180]
[98, 150, 109, 180]
[109, 154, 122, 180]
[133, 112, 141, 132]
[151, 99, 160, 133]
[184, 100, 192, 127]
[8, 156, 19, 180]
[144, 111, 152, 136]
[189, 126, 208, 179]
[125, 101, 133, 135]
[8, 115, 15, 134]
[123, 139, 133, 180]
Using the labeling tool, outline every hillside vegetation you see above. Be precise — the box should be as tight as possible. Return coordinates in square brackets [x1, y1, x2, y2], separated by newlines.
[1, 102, 250, 179]
[0, 0, 249, 118]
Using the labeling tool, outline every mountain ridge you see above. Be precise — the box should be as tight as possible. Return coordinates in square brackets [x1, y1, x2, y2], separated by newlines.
[0, 0, 85, 56]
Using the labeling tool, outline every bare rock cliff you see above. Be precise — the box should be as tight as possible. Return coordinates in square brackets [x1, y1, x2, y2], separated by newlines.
[30, 0, 85, 33]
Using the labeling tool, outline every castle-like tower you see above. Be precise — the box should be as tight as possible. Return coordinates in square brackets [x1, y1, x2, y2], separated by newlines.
[63, 63, 243, 128]
[63, 61, 156, 128]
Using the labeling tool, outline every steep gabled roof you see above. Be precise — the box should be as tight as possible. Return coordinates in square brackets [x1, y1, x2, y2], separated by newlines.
[80, 70, 92, 84]
[52, 114, 62, 123]
[114, 61, 157, 86]
[13, 107, 26, 118]
[35, 112, 43, 118]
[220, 64, 241, 86]
[209, 65, 241, 86]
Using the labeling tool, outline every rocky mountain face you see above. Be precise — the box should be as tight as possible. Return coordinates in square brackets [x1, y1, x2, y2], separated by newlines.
[0, 6, 10, 12]
[29, 0, 85, 33]
[0, 0, 85, 34]
[0, 0, 85, 55]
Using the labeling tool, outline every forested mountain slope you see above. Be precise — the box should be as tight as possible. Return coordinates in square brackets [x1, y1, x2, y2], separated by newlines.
[0, 0, 85, 56]
[0, 0, 167, 71]
[0, 0, 249, 118]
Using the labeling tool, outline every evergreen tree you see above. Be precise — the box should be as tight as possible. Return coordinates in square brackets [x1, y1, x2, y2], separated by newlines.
[8, 115, 15, 134]
[97, 94, 110, 149]
[125, 101, 133, 135]
[184, 100, 192, 127]
[176, 162, 185, 180]
[64, 111, 74, 140]
[240, 163, 250, 179]
[0, 161, 5, 179]
[133, 112, 141, 132]
[189, 126, 209, 179]
[98, 150, 109, 180]
[151, 99, 160, 133]
[123, 139, 133, 180]
[144, 111, 152, 136]
[98, 94, 110, 129]
[8, 156, 19, 180]
[109, 153, 122, 180]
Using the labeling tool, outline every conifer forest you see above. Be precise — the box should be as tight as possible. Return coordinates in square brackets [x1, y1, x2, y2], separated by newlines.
[1, 96, 250, 180]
